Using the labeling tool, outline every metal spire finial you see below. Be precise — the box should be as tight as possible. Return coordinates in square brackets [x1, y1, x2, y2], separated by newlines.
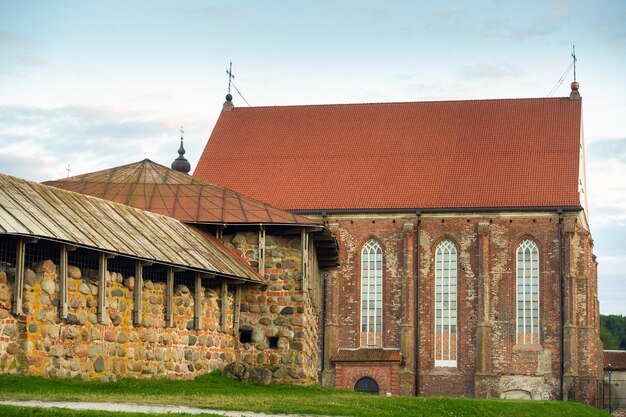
[171, 126, 191, 174]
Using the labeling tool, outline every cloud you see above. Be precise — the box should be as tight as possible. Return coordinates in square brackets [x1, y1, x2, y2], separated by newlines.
[587, 137, 626, 227]
[580, 137, 626, 314]
[598, 253, 626, 315]
[169, 5, 242, 21]
[12, 54, 49, 67]
[0, 101, 213, 186]
[595, 8, 626, 48]
[587, 137, 626, 164]
[0, 31, 35, 49]
[0, 31, 49, 75]
[137, 92, 174, 102]
[480, 16, 558, 41]
[474, 1, 573, 42]
[458, 63, 525, 81]
[0, 105, 184, 182]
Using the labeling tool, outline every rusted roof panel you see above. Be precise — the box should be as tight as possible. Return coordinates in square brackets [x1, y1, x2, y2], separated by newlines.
[0, 173, 263, 283]
[45, 159, 320, 225]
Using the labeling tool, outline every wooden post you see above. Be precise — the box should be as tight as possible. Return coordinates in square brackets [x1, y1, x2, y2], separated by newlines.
[258, 225, 266, 275]
[97, 252, 107, 323]
[301, 229, 309, 289]
[133, 261, 143, 326]
[11, 238, 25, 316]
[221, 280, 228, 331]
[166, 267, 174, 327]
[233, 284, 242, 336]
[194, 273, 202, 330]
[59, 245, 68, 319]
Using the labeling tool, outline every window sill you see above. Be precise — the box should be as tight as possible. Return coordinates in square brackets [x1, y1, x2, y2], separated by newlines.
[435, 360, 457, 367]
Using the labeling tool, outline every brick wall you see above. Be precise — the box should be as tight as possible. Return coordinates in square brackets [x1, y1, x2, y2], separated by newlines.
[321, 211, 601, 405]
[335, 361, 400, 395]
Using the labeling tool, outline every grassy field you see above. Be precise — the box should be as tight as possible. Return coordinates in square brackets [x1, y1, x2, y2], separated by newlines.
[0, 372, 610, 417]
[0, 405, 223, 417]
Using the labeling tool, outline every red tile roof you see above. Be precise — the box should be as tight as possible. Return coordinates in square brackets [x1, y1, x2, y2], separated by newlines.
[604, 351, 626, 370]
[332, 349, 401, 362]
[45, 160, 320, 225]
[194, 98, 583, 211]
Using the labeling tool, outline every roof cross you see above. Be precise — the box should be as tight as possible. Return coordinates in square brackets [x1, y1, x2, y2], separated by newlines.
[226, 62, 234, 95]
[66, 164, 71, 178]
[571, 44, 577, 82]
[180, 126, 184, 139]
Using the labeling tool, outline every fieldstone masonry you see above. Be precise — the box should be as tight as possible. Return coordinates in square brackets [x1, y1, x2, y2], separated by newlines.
[0, 230, 321, 385]
[224, 232, 321, 384]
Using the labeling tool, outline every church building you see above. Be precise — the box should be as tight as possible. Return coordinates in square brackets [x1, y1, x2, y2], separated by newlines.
[0, 82, 601, 406]
[193, 82, 602, 403]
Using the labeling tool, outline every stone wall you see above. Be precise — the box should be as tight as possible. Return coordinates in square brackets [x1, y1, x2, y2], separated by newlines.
[0, 271, 18, 374]
[224, 231, 321, 384]
[0, 258, 237, 380]
[0, 230, 324, 385]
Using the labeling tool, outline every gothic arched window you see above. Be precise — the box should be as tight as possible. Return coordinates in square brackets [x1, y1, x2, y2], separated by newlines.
[516, 239, 540, 344]
[361, 239, 382, 347]
[435, 240, 457, 367]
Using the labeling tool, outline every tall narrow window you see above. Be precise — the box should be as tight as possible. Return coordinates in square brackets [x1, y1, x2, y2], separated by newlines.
[361, 239, 382, 347]
[516, 239, 540, 344]
[435, 240, 457, 367]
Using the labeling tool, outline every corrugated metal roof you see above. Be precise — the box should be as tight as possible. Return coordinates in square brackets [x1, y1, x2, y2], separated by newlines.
[0, 173, 263, 283]
[45, 159, 320, 225]
[194, 97, 582, 211]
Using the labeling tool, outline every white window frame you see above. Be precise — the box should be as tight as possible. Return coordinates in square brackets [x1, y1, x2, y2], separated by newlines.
[516, 239, 540, 345]
[360, 239, 383, 347]
[434, 240, 457, 367]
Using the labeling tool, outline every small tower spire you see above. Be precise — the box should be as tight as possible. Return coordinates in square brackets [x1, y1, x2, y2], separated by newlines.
[171, 126, 191, 174]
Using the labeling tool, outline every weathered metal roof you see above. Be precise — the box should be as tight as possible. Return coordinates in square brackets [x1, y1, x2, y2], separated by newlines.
[0, 173, 263, 283]
[45, 159, 321, 226]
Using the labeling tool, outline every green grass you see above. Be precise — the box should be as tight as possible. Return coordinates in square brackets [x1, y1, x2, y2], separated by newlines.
[0, 373, 610, 417]
[0, 405, 223, 417]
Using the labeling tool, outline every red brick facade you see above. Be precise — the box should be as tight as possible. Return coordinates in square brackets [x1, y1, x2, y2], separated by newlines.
[322, 212, 601, 404]
[335, 361, 400, 395]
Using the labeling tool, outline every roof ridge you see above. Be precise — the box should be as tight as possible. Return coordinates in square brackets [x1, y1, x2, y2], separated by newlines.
[227, 96, 576, 110]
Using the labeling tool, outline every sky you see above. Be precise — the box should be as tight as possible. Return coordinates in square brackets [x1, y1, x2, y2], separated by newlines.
[0, 0, 625, 314]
